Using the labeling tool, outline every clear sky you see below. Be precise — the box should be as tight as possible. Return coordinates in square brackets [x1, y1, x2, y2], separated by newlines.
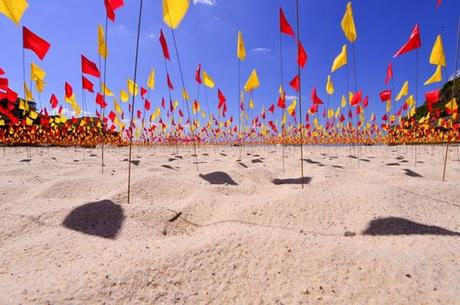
[1, 0, 459, 125]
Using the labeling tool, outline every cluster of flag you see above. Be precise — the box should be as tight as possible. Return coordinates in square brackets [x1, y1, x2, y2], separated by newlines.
[0, 0, 458, 146]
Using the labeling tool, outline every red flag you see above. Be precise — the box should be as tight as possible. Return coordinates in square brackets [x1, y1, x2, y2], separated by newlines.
[363, 96, 369, 108]
[23, 27, 51, 60]
[297, 40, 307, 68]
[385, 63, 393, 85]
[379, 90, 392, 102]
[350, 90, 362, 106]
[96, 93, 107, 108]
[144, 99, 151, 111]
[268, 103, 275, 114]
[0, 78, 8, 91]
[0, 68, 4, 75]
[311, 87, 324, 105]
[393, 24, 421, 58]
[195, 64, 202, 84]
[6, 88, 17, 103]
[137, 110, 142, 119]
[159, 29, 170, 61]
[104, 0, 124, 22]
[277, 95, 286, 109]
[279, 7, 294, 37]
[108, 111, 116, 122]
[166, 73, 174, 90]
[82, 76, 94, 93]
[436, 0, 442, 8]
[141, 87, 148, 99]
[65, 82, 73, 98]
[161, 97, 165, 109]
[50, 94, 59, 108]
[289, 74, 300, 92]
[81, 55, 100, 78]
[217, 89, 226, 109]
[425, 89, 440, 112]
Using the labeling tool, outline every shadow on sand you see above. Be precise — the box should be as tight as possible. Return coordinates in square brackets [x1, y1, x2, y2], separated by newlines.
[199, 171, 238, 185]
[404, 169, 423, 177]
[272, 177, 312, 185]
[362, 217, 460, 236]
[62, 200, 124, 239]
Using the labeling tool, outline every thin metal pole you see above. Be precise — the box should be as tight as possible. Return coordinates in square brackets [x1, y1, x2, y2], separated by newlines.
[127, 0, 144, 204]
[295, 0, 304, 188]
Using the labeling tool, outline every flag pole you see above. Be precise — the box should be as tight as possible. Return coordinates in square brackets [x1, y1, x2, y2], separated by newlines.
[101, 16, 109, 174]
[442, 17, 460, 181]
[414, 48, 419, 167]
[127, 0, 144, 204]
[279, 24, 286, 173]
[295, 0, 304, 188]
[351, 42, 360, 168]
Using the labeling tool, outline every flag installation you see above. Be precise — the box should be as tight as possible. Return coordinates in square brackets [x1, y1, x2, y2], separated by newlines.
[0, 0, 458, 159]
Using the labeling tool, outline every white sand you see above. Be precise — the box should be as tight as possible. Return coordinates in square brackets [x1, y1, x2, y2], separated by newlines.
[0, 144, 459, 304]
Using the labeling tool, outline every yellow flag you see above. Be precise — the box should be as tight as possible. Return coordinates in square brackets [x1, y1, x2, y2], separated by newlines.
[36, 78, 45, 93]
[114, 99, 122, 114]
[102, 83, 114, 96]
[120, 90, 129, 102]
[202, 70, 215, 88]
[386, 101, 391, 113]
[395, 81, 408, 101]
[406, 95, 415, 107]
[162, 0, 189, 29]
[248, 98, 254, 109]
[331, 45, 347, 72]
[237, 31, 246, 61]
[287, 99, 297, 116]
[348, 91, 354, 104]
[446, 98, 458, 113]
[430, 35, 446, 67]
[281, 112, 287, 125]
[31, 62, 46, 81]
[244, 69, 260, 92]
[424, 65, 442, 85]
[341, 2, 357, 43]
[23, 82, 33, 101]
[326, 75, 334, 95]
[127, 79, 139, 96]
[98, 24, 108, 59]
[341, 95, 346, 107]
[182, 89, 189, 101]
[147, 69, 155, 90]
[0, 0, 28, 25]
[408, 107, 416, 118]
[335, 106, 341, 118]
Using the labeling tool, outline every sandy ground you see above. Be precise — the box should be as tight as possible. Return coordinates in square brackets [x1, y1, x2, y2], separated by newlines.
[0, 144, 459, 305]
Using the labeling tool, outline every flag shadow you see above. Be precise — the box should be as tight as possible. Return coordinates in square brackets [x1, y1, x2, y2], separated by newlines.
[199, 171, 238, 185]
[272, 177, 312, 185]
[62, 200, 124, 239]
[362, 217, 460, 236]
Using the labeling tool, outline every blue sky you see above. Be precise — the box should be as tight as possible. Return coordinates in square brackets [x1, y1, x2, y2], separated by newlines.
[1, 0, 458, 125]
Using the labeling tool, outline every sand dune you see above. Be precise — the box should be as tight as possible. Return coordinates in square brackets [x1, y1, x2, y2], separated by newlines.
[1, 145, 459, 304]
